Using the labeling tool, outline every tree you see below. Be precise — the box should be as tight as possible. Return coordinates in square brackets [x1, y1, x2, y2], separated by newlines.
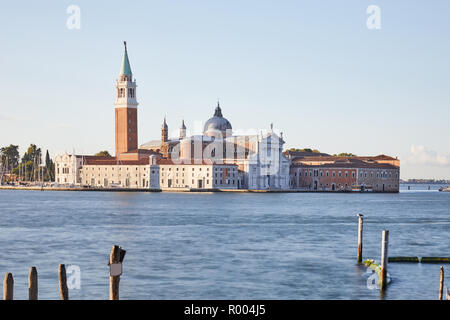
[21, 144, 42, 181]
[287, 148, 320, 153]
[0, 145, 20, 172]
[22, 144, 41, 163]
[334, 153, 357, 157]
[94, 150, 112, 157]
[44, 150, 55, 181]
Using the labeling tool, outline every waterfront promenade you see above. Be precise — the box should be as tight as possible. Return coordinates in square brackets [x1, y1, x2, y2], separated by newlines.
[0, 185, 400, 193]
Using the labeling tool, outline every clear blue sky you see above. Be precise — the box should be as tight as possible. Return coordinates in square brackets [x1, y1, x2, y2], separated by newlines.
[1, 1, 449, 179]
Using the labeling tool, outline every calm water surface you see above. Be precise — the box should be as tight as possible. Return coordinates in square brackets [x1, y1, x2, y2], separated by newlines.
[0, 186, 449, 300]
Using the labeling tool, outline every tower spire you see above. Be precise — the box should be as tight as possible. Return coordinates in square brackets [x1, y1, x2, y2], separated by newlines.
[120, 41, 132, 78]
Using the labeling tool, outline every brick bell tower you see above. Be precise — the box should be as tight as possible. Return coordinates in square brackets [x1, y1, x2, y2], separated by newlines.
[115, 41, 138, 159]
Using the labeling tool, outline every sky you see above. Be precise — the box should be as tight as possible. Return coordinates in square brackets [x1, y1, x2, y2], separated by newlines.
[0, 0, 449, 179]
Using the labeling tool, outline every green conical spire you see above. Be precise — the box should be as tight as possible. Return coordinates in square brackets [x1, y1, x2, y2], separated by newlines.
[120, 41, 132, 77]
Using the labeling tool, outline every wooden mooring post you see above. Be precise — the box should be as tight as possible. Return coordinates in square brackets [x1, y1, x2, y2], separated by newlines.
[3, 273, 14, 300]
[357, 214, 364, 263]
[58, 264, 69, 300]
[109, 245, 126, 300]
[380, 230, 389, 291]
[29, 267, 38, 300]
[439, 266, 444, 300]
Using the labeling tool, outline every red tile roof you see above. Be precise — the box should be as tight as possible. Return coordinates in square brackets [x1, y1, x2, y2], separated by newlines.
[157, 158, 237, 166]
[292, 154, 397, 162]
[283, 151, 331, 158]
[82, 155, 237, 166]
[120, 149, 159, 155]
[83, 157, 151, 166]
[81, 149, 161, 165]
[292, 158, 398, 169]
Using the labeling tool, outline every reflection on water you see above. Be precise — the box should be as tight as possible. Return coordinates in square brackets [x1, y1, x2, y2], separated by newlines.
[0, 189, 449, 300]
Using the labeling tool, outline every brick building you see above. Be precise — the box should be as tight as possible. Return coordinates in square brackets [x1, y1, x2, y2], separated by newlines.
[290, 155, 400, 192]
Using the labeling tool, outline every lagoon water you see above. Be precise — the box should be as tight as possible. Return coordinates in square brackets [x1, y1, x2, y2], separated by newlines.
[0, 185, 449, 300]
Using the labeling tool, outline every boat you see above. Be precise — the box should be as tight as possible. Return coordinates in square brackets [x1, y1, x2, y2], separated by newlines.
[351, 185, 373, 192]
[439, 186, 450, 192]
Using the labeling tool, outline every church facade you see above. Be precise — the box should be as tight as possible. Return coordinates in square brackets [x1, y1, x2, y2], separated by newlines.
[140, 103, 291, 190]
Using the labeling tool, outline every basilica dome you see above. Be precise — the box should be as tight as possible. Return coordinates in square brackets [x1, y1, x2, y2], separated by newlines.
[203, 104, 232, 138]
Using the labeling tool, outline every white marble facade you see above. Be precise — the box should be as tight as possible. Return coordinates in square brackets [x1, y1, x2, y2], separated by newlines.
[54, 153, 83, 185]
[244, 131, 291, 190]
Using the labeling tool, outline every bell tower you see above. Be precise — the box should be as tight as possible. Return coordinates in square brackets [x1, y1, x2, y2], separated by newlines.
[179, 120, 186, 139]
[161, 117, 168, 143]
[115, 41, 138, 159]
[161, 118, 169, 158]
